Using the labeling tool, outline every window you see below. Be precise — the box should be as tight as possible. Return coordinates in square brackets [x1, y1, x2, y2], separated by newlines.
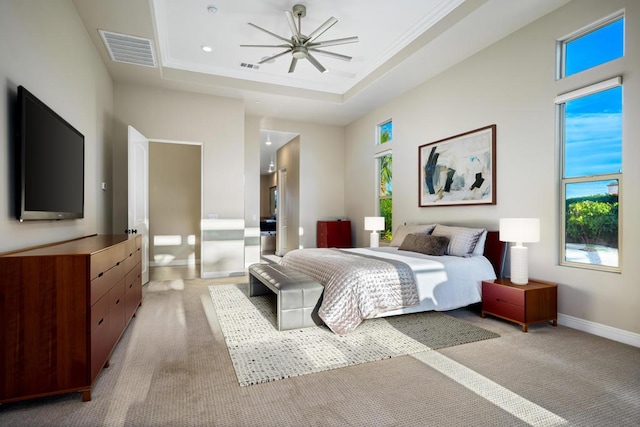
[376, 152, 392, 241]
[558, 14, 624, 78]
[557, 79, 622, 271]
[375, 119, 393, 241]
[378, 120, 392, 145]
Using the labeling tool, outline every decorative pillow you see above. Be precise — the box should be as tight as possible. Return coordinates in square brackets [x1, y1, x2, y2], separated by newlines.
[390, 224, 436, 247]
[431, 225, 486, 257]
[472, 229, 489, 256]
[399, 234, 450, 256]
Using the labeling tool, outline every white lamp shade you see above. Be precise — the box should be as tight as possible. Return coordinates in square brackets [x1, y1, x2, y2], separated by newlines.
[499, 218, 540, 243]
[364, 216, 385, 231]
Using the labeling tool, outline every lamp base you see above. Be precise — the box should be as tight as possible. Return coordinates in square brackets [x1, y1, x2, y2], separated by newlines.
[510, 245, 529, 285]
[369, 231, 379, 248]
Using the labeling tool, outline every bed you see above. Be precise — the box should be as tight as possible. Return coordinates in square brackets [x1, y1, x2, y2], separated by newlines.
[279, 224, 504, 334]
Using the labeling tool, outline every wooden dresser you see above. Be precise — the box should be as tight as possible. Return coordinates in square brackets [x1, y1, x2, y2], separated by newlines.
[317, 220, 352, 248]
[0, 234, 142, 403]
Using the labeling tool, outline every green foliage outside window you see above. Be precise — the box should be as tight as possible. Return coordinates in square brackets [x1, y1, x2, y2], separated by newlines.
[566, 196, 618, 249]
[379, 198, 392, 241]
[379, 153, 392, 241]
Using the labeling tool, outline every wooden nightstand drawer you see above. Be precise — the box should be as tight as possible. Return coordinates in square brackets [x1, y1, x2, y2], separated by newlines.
[482, 297, 525, 323]
[482, 282, 524, 307]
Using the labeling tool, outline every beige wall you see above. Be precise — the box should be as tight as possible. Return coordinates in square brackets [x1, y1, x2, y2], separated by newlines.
[345, 0, 640, 335]
[0, 0, 114, 252]
[112, 84, 245, 235]
[149, 142, 201, 265]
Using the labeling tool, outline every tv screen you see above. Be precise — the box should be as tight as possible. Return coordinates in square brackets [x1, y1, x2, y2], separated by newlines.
[16, 86, 85, 221]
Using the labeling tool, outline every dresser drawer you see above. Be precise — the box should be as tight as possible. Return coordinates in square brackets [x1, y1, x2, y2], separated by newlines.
[90, 313, 111, 382]
[90, 244, 126, 280]
[108, 279, 127, 347]
[123, 247, 137, 274]
[90, 261, 126, 306]
[90, 293, 110, 332]
[482, 282, 524, 306]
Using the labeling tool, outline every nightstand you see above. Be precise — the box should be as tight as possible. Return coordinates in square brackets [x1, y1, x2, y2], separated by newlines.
[481, 278, 557, 332]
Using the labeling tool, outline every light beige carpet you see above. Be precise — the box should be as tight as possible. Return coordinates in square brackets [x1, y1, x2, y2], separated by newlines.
[210, 283, 499, 386]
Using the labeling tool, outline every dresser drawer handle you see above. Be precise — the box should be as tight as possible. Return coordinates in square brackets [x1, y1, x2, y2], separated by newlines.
[116, 261, 121, 267]
[98, 318, 104, 325]
[98, 272, 104, 278]
[116, 299, 120, 305]
[129, 283, 133, 289]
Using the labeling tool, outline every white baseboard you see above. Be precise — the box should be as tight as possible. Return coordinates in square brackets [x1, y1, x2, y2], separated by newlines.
[558, 313, 640, 348]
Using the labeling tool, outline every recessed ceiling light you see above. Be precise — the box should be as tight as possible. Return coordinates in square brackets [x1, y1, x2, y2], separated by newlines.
[207, 5, 218, 14]
[201, 45, 213, 53]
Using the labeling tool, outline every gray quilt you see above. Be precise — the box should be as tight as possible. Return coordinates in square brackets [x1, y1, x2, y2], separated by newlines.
[279, 248, 419, 334]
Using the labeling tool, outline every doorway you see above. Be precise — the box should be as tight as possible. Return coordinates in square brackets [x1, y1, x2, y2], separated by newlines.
[148, 141, 202, 280]
[259, 130, 298, 258]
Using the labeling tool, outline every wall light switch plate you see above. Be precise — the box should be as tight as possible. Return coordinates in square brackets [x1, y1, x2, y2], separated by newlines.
[101, 182, 107, 191]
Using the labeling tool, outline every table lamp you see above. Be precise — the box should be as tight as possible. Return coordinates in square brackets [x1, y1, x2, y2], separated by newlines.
[499, 218, 540, 285]
[364, 216, 385, 247]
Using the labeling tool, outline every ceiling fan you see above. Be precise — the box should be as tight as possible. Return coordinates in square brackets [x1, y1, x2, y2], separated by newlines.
[240, 4, 359, 74]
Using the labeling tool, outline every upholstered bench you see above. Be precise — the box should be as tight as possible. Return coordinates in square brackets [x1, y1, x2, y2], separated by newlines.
[248, 263, 324, 331]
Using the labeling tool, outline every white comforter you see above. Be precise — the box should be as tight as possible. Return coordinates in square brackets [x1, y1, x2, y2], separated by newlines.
[344, 247, 497, 318]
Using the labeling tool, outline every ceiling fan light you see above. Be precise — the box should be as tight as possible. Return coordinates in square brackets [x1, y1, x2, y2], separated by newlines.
[292, 45, 308, 59]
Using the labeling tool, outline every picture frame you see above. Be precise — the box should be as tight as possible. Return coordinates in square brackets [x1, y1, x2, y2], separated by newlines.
[418, 124, 496, 207]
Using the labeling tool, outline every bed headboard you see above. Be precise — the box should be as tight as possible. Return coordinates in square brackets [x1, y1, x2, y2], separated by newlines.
[484, 231, 506, 278]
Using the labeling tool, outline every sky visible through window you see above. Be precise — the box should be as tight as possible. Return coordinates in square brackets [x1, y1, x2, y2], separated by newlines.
[565, 18, 623, 77]
[563, 18, 623, 199]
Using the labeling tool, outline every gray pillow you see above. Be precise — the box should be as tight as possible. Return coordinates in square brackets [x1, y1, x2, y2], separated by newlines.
[390, 224, 436, 247]
[398, 234, 450, 256]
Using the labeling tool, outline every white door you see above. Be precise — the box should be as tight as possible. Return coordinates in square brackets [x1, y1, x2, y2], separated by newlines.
[277, 168, 288, 256]
[128, 126, 149, 284]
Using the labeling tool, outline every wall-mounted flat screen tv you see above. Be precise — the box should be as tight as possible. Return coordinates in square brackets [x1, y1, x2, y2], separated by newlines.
[16, 86, 85, 221]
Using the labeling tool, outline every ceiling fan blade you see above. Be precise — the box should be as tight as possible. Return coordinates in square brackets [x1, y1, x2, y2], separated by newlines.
[284, 11, 301, 44]
[308, 36, 359, 48]
[240, 44, 291, 48]
[309, 48, 352, 62]
[306, 53, 327, 73]
[288, 58, 298, 73]
[247, 23, 291, 43]
[258, 49, 293, 64]
[305, 17, 338, 44]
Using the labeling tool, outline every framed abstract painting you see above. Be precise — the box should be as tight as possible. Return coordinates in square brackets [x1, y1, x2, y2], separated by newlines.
[419, 124, 496, 207]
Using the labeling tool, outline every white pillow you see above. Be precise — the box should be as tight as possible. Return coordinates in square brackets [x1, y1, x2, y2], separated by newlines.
[390, 224, 436, 247]
[431, 224, 485, 257]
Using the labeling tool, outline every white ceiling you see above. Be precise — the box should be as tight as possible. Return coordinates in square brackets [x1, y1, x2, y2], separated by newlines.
[72, 0, 570, 173]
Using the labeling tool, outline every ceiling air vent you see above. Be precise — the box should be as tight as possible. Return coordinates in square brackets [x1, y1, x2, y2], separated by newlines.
[99, 30, 157, 68]
[240, 63, 260, 70]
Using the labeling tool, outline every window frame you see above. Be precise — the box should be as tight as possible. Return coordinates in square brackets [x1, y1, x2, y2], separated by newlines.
[556, 77, 622, 273]
[556, 11, 624, 80]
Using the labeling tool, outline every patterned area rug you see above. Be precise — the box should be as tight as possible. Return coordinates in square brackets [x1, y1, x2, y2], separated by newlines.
[209, 284, 499, 387]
